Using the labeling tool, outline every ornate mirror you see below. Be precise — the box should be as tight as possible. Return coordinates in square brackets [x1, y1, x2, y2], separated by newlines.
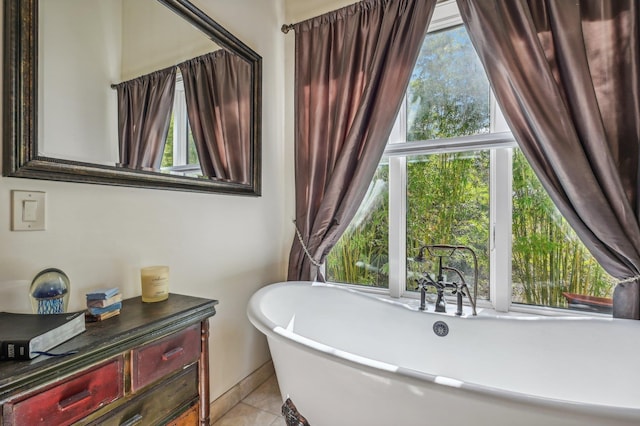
[3, 0, 262, 195]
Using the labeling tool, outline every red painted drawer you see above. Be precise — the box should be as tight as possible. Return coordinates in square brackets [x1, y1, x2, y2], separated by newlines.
[4, 357, 124, 426]
[131, 323, 200, 392]
[87, 364, 199, 426]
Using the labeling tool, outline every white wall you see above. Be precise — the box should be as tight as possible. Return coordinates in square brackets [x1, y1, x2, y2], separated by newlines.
[39, 0, 226, 166]
[121, 0, 220, 81]
[285, 0, 355, 22]
[39, 0, 121, 164]
[0, 0, 290, 402]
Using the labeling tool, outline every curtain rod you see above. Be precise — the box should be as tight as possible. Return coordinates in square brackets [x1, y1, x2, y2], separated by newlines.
[281, 0, 380, 34]
[109, 51, 224, 89]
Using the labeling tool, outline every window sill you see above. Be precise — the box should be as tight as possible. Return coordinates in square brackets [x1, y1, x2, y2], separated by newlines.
[325, 281, 611, 319]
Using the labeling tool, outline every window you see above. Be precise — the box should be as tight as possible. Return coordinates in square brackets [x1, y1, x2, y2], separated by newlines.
[161, 74, 202, 177]
[326, 1, 614, 314]
[510, 148, 615, 311]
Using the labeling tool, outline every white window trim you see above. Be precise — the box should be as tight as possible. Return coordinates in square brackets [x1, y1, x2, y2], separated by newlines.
[490, 147, 512, 312]
[387, 103, 407, 299]
[429, 0, 463, 32]
[173, 77, 189, 167]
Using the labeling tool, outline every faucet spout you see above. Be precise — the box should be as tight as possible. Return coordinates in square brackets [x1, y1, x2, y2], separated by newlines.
[434, 290, 446, 313]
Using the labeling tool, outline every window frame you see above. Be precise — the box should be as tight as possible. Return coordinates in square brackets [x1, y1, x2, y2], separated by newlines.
[161, 73, 202, 176]
[385, 104, 516, 310]
[324, 0, 609, 317]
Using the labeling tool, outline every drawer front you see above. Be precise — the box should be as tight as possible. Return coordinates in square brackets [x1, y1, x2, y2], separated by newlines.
[89, 364, 199, 426]
[165, 403, 199, 426]
[131, 323, 200, 392]
[4, 357, 124, 426]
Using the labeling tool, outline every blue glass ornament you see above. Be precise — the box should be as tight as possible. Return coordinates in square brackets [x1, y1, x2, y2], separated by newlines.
[29, 268, 70, 314]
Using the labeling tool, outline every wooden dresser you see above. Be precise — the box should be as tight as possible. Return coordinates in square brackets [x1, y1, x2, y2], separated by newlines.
[0, 293, 217, 426]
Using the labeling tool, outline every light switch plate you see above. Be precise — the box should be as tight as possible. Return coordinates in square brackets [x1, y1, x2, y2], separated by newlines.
[11, 190, 46, 231]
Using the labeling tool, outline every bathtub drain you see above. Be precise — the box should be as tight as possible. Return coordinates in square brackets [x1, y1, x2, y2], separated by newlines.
[433, 321, 449, 337]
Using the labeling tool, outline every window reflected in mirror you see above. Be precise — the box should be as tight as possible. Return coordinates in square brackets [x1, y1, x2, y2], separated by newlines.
[162, 72, 201, 178]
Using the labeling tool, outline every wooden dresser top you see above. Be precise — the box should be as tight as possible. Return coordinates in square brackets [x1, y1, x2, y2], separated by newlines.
[0, 293, 217, 400]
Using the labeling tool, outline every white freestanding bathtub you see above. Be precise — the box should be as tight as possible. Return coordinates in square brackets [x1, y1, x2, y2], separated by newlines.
[247, 281, 640, 426]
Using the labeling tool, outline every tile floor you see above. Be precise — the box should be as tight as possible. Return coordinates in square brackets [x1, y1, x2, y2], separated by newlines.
[212, 374, 286, 426]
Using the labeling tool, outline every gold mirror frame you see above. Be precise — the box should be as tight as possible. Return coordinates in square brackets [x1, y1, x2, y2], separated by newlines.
[3, 0, 262, 195]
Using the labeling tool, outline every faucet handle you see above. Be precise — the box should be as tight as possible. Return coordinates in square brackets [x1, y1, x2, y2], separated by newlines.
[458, 282, 469, 296]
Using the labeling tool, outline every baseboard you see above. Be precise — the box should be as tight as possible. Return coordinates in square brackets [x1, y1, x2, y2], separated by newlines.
[209, 360, 275, 424]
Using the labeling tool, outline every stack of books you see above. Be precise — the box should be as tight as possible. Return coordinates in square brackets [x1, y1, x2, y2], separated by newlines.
[85, 288, 122, 322]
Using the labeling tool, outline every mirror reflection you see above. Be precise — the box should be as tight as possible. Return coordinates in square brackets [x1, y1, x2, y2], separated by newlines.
[2, 0, 261, 194]
[38, 0, 252, 184]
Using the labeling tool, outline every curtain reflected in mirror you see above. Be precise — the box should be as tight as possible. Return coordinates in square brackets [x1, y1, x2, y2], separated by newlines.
[113, 50, 252, 183]
[179, 51, 251, 184]
[114, 67, 176, 171]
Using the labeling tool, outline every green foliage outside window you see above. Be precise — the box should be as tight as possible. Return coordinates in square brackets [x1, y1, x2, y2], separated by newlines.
[512, 150, 614, 306]
[327, 165, 390, 287]
[161, 114, 199, 169]
[406, 152, 489, 299]
[161, 115, 175, 168]
[407, 26, 489, 142]
[187, 126, 199, 165]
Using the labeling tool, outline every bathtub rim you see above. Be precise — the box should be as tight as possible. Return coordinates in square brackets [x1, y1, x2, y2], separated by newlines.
[247, 281, 640, 424]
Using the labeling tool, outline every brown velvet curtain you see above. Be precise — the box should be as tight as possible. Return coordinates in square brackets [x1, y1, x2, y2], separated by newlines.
[457, 0, 640, 318]
[178, 50, 252, 183]
[115, 67, 176, 170]
[287, 0, 437, 281]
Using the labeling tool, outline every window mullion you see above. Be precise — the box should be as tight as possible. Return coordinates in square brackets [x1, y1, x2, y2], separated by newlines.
[490, 148, 512, 312]
[173, 84, 187, 166]
[388, 155, 406, 298]
[388, 95, 407, 298]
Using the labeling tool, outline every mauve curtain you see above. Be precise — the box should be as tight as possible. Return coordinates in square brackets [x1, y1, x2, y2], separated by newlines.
[178, 50, 252, 183]
[457, 0, 640, 318]
[115, 67, 176, 170]
[287, 0, 436, 281]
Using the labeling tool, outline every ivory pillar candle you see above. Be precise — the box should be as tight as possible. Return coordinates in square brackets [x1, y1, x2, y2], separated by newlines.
[140, 266, 169, 303]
